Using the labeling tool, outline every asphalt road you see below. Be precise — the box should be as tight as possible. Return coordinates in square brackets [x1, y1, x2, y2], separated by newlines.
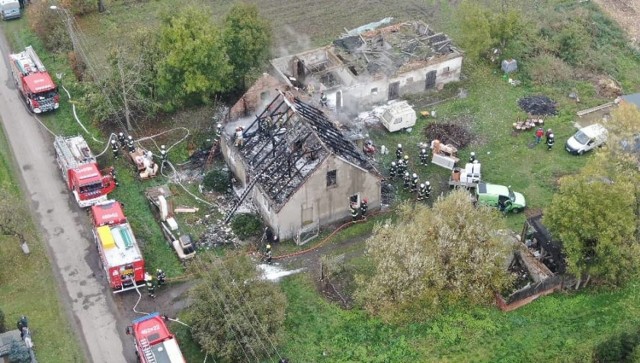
[0, 32, 132, 362]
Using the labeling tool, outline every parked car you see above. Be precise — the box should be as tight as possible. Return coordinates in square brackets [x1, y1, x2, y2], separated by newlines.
[0, 0, 20, 20]
[565, 124, 608, 155]
[475, 182, 526, 213]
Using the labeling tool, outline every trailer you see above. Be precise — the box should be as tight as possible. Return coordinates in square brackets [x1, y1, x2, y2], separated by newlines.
[145, 185, 196, 261]
[91, 200, 146, 293]
[9, 46, 59, 113]
[449, 162, 481, 189]
[54, 135, 117, 207]
[126, 313, 186, 363]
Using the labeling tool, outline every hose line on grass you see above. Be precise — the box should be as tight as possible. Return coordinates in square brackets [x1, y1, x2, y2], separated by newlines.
[60, 84, 105, 144]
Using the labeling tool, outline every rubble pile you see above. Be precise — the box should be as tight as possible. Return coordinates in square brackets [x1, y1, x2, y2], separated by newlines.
[517, 95, 558, 116]
[197, 221, 237, 249]
[423, 123, 472, 148]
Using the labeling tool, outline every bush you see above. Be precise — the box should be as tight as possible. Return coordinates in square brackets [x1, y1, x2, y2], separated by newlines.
[27, 2, 72, 53]
[593, 329, 640, 362]
[203, 168, 230, 193]
[527, 53, 573, 86]
[231, 214, 262, 240]
[8, 339, 29, 363]
[0, 308, 5, 333]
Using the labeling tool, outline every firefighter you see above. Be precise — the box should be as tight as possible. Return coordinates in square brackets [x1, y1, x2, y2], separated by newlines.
[389, 161, 397, 180]
[320, 92, 328, 107]
[419, 148, 429, 166]
[546, 133, 555, 150]
[145, 272, 156, 299]
[396, 144, 403, 160]
[363, 140, 376, 155]
[111, 139, 119, 159]
[117, 132, 126, 147]
[397, 159, 406, 175]
[156, 269, 166, 287]
[265, 244, 273, 264]
[403, 171, 411, 190]
[424, 181, 432, 199]
[160, 145, 168, 167]
[215, 123, 223, 139]
[417, 183, 426, 201]
[411, 173, 419, 192]
[360, 198, 368, 219]
[17, 316, 28, 338]
[469, 151, 476, 163]
[109, 167, 119, 187]
[234, 127, 245, 147]
[350, 202, 359, 221]
[127, 135, 135, 153]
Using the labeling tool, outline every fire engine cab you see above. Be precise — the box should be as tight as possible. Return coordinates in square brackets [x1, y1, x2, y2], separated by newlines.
[9, 45, 59, 113]
[127, 313, 186, 363]
[54, 135, 117, 207]
[91, 200, 145, 293]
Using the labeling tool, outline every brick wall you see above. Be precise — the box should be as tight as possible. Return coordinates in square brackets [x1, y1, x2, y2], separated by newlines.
[229, 74, 284, 120]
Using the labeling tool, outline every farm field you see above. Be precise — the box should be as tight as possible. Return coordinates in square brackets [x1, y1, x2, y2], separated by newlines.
[3, 0, 640, 361]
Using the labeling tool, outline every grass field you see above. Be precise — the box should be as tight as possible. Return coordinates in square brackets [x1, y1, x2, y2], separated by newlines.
[0, 116, 84, 360]
[5, 0, 640, 361]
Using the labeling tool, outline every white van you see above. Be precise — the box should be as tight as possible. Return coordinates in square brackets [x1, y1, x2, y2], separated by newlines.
[379, 101, 417, 132]
[0, 0, 20, 20]
[565, 123, 608, 155]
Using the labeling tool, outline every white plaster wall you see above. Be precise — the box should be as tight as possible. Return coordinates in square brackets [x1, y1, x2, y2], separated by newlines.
[275, 155, 381, 239]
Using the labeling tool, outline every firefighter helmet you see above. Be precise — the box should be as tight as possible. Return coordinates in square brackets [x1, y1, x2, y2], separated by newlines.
[404, 155, 409, 160]
[391, 161, 396, 166]
[405, 172, 409, 176]
[266, 244, 271, 250]
[397, 144, 402, 149]
[412, 173, 417, 178]
[145, 272, 153, 282]
[421, 148, 426, 153]
[470, 152, 475, 156]
[426, 181, 430, 186]
[111, 139, 116, 145]
[420, 183, 425, 188]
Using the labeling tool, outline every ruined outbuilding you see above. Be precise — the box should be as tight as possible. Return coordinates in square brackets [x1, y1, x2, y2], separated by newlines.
[221, 91, 381, 240]
[270, 20, 463, 113]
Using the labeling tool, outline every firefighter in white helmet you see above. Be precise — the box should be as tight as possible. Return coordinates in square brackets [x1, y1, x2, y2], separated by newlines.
[396, 144, 403, 160]
[411, 173, 419, 193]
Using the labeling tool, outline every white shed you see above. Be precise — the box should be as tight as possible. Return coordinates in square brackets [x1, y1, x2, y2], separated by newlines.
[379, 101, 417, 132]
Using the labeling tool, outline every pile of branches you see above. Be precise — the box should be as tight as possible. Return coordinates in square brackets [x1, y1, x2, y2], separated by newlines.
[423, 123, 473, 148]
[518, 95, 558, 116]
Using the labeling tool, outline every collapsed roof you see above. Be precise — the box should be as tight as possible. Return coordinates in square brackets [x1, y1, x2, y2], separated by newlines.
[234, 91, 376, 209]
[270, 21, 461, 90]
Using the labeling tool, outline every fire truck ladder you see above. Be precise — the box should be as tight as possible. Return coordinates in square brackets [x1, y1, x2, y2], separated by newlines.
[139, 338, 157, 363]
[25, 46, 47, 72]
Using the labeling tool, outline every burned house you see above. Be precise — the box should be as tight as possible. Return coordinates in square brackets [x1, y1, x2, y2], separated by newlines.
[270, 21, 463, 113]
[221, 91, 381, 240]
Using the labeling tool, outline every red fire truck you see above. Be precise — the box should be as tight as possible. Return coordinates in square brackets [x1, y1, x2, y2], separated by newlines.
[9, 45, 59, 113]
[54, 135, 117, 208]
[127, 313, 186, 363]
[90, 200, 146, 293]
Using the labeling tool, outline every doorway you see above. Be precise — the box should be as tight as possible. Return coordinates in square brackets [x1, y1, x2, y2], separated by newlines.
[425, 70, 437, 89]
[388, 82, 400, 100]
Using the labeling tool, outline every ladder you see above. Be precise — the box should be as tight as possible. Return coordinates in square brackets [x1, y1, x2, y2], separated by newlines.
[139, 338, 157, 363]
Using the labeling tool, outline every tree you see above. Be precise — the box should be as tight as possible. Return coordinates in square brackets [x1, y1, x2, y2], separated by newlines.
[189, 253, 287, 362]
[222, 4, 271, 89]
[0, 188, 30, 243]
[156, 7, 232, 110]
[456, 1, 493, 61]
[355, 190, 514, 320]
[488, 6, 523, 49]
[0, 307, 5, 333]
[544, 155, 639, 287]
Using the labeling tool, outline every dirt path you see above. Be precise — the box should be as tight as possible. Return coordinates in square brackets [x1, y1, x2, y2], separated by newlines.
[593, 0, 640, 47]
[0, 31, 132, 362]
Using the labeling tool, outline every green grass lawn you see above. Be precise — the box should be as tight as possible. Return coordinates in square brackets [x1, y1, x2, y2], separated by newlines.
[280, 274, 640, 362]
[0, 116, 84, 361]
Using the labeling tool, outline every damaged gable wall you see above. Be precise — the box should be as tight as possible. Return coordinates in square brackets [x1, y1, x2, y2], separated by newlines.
[229, 74, 285, 120]
[273, 154, 381, 239]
